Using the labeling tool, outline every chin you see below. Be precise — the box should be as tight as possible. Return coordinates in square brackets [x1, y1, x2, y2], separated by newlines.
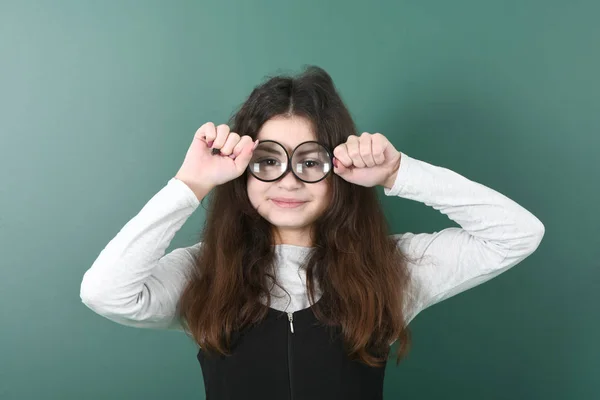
[256, 201, 323, 226]
[267, 215, 309, 227]
[262, 209, 312, 225]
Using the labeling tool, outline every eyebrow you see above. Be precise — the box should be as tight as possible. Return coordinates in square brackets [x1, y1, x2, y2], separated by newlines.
[257, 146, 325, 158]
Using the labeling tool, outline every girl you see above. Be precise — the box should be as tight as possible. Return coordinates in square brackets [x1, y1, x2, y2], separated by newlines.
[80, 66, 545, 400]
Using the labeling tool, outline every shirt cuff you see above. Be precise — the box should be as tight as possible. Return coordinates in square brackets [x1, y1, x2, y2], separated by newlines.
[383, 151, 413, 197]
[168, 177, 201, 208]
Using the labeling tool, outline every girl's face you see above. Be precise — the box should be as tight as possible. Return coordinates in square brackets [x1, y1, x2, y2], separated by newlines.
[246, 115, 331, 246]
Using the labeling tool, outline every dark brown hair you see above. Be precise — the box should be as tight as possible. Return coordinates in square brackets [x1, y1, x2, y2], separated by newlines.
[177, 65, 420, 367]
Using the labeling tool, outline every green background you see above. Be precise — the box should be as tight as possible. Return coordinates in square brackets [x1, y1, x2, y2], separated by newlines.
[1, 0, 597, 399]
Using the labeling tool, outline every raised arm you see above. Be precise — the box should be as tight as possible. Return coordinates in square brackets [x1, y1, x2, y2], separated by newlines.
[79, 178, 203, 331]
[384, 152, 545, 323]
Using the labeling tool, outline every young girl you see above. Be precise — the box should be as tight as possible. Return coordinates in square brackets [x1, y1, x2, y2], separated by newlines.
[80, 66, 545, 400]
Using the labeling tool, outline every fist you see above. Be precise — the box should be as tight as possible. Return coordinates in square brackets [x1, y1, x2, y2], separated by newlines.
[332, 132, 401, 188]
[175, 122, 259, 199]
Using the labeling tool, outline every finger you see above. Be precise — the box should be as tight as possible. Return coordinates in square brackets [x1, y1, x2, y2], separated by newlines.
[195, 122, 216, 145]
[359, 133, 375, 167]
[219, 132, 240, 156]
[234, 137, 259, 171]
[212, 124, 230, 149]
[371, 133, 386, 165]
[231, 135, 255, 158]
[346, 135, 366, 168]
[333, 143, 353, 167]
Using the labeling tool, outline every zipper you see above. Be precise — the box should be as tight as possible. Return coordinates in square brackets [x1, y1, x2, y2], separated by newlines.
[288, 311, 295, 333]
[287, 311, 294, 400]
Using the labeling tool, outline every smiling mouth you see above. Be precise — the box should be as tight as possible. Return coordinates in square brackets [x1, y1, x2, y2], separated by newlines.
[271, 199, 307, 208]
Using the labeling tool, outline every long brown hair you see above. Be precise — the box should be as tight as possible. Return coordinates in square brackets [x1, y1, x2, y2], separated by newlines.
[177, 65, 421, 367]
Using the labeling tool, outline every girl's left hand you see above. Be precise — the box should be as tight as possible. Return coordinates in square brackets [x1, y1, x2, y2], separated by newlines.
[332, 132, 402, 188]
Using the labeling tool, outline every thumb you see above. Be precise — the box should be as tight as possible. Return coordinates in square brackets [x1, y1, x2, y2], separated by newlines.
[234, 139, 259, 173]
[333, 157, 350, 176]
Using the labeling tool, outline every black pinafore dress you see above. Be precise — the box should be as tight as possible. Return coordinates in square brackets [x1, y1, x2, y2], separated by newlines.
[196, 296, 389, 400]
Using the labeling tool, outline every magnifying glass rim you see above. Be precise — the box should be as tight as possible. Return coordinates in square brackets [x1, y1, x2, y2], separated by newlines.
[246, 139, 334, 183]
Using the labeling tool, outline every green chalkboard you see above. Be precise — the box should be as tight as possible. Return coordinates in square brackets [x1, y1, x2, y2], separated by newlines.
[1, 0, 597, 399]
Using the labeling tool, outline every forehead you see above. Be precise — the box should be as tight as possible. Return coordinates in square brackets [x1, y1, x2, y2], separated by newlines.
[256, 116, 316, 152]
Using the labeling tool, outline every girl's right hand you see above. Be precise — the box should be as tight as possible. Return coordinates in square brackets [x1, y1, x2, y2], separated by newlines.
[175, 122, 259, 198]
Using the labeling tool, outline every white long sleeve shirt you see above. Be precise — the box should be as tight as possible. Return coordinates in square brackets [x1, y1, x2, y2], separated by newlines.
[79, 151, 545, 334]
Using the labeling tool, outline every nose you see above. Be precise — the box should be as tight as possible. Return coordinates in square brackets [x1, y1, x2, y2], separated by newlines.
[277, 168, 303, 190]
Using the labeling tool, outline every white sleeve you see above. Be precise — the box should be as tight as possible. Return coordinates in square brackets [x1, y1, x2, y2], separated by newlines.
[385, 152, 545, 324]
[79, 177, 204, 331]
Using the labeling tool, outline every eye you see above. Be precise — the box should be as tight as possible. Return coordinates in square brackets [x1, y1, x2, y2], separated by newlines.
[303, 160, 320, 168]
[258, 158, 281, 166]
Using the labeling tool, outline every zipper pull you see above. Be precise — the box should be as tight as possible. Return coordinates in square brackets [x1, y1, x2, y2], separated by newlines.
[287, 312, 294, 333]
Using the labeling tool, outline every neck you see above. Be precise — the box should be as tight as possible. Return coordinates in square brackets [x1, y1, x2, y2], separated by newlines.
[272, 227, 314, 247]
